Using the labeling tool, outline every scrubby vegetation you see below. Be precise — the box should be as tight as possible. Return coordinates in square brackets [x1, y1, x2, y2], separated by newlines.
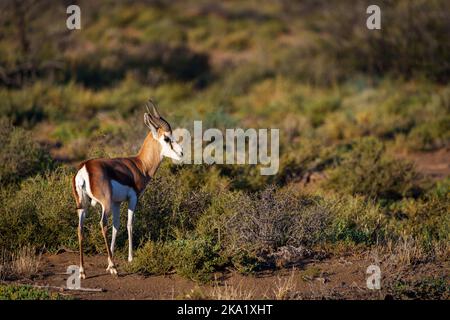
[324, 137, 420, 201]
[0, 0, 448, 289]
[0, 245, 41, 281]
[0, 119, 53, 185]
[0, 284, 68, 300]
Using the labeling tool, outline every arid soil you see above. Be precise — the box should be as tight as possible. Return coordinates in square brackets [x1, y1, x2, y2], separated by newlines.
[9, 250, 447, 300]
[8, 251, 386, 299]
[397, 147, 450, 181]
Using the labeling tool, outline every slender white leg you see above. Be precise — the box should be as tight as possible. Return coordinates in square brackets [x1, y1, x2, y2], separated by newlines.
[110, 202, 121, 256]
[77, 208, 86, 279]
[127, 191, 137, 262]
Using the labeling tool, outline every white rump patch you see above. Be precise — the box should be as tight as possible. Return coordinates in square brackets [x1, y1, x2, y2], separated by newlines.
[75, 165, 99, 207]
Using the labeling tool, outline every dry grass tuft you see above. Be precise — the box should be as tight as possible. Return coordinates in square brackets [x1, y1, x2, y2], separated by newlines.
[383, 236, 449, 268]
[210, 282, 255, 300]
[386, 237, 427, 267]
[273, 270, 296, 300]
[0, 246, 41, 280]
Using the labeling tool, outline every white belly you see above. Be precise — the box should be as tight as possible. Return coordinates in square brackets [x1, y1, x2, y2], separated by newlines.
[111, 180, 133, 202]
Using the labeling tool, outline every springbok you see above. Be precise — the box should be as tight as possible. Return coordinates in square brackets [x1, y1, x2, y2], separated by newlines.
[71, 100, 183, 278]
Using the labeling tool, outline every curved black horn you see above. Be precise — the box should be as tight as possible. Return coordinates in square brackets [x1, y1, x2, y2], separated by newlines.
[159, 117, 171, 132]
[146, 99, 171, 132]
[153, 115, 171, 132]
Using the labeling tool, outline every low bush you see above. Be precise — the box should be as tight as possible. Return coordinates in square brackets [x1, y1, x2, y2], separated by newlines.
[223, 186, 331, 252]
[128, 241, 175, 276]
[406, 116, 450, 151]
[274, 139, 341, 185]
[327, 195, 385, 245]
[197, 186, 334, 271]
[0, 284, 68, 300]
[0, 168, 77, 251]
[324, 137, 420, 201]
[388, 278, 449, 300]
[0, 119, 53, 186]
[387, 194, 450, 246]
[130, 236, 223, 283]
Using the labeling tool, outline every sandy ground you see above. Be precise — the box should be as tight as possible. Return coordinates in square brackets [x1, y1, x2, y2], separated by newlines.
[18, 251, 378, 300]
[7, 250, 446, 300]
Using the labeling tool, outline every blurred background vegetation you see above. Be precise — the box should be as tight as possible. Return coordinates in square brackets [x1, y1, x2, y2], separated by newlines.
[0, 0, 448, 283]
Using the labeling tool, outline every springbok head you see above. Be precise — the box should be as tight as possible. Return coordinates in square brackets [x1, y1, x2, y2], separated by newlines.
[144, 100, 184, 161]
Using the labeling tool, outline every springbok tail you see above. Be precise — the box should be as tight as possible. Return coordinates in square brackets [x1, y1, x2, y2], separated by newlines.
[72, 167, 91, 209]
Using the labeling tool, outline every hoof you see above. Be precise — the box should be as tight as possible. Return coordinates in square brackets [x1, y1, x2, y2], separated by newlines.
[106, 265, 118, 276]
[79, 272, 86, 279]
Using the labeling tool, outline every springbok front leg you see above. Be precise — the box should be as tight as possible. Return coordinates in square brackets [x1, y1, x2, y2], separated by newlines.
[100, 205, 117, 276]
[127, 191, 137, 262]
[77, 208, 87, 279]
[110, 202, 121, 257]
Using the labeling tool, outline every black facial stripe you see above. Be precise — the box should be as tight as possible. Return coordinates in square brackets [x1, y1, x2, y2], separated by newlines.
[164, 135, 175, 150]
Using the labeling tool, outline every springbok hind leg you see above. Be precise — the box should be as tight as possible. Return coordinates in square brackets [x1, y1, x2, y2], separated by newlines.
[100, 205, 117, 276]
[110, 202, 121, 257]
[77, 208, 86, 279]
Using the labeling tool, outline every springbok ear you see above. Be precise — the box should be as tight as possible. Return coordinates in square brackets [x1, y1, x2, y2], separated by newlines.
[144, 113, 158, 138]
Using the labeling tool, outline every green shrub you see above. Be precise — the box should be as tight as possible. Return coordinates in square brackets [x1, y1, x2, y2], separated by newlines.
[387, 193, 450, 245]
[275, 139, 341, 185]
[407, 116, 450, 151]
[220, 63, 274, 99]
[130, 236, 223, 283]
[303, 95, 341, 128]
[0, 119, 53, 186]
[0, 85, 46, 127]
[328, 195, 385, 244]
[324, 137, 419, 201]
[0, 168, 77, 251]
[428, 178, 450, 199]
[69, 42, 210, 88]
[0, 285, 68, 300]
[326, 181, 449, 247]
[388, 278, 449, 300]
[171, 237, 224, 282]
[128, 241, 174, 276]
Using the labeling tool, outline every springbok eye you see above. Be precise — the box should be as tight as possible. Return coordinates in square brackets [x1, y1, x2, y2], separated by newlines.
[164, 136, 170, 143]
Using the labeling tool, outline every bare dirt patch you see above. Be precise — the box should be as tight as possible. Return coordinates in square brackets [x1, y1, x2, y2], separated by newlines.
[397, 147, 450, 181]
[4, 251, 446, 300]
